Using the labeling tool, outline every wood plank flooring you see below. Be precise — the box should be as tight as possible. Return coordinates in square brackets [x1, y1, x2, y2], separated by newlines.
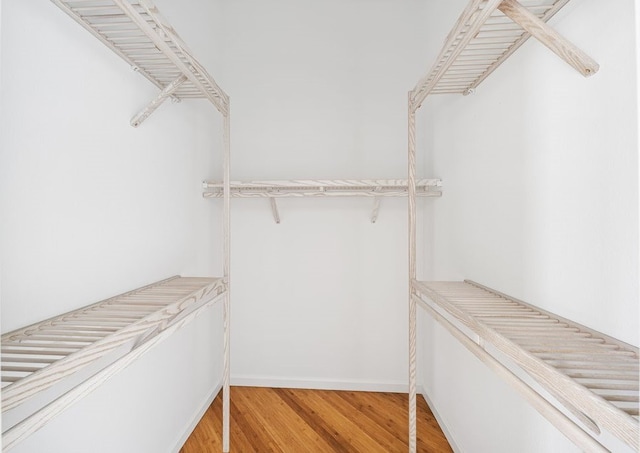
[180, 387, 452, 452]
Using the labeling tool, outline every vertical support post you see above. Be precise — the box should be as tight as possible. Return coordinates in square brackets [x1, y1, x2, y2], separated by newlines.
[407, 94, 417, 453]
[222, 104, 231, 453]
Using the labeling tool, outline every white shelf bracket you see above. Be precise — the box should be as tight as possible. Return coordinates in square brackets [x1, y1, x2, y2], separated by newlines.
[498, 0, 599, 77]
[269, 197, 281, 224]
[370, 187, 382, 223]
[201, 179, 443, 223]
[130, 74, 188, 127]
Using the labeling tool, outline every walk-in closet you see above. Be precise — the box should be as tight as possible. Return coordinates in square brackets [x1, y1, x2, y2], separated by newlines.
[1, 0, 638, 452]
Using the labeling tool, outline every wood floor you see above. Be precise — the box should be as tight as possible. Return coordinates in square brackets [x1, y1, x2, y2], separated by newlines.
[180, 387, 452, 452]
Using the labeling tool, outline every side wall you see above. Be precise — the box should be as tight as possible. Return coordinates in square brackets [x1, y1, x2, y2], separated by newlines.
[419, 0, 639, 452]
[0, 1, 224, 451]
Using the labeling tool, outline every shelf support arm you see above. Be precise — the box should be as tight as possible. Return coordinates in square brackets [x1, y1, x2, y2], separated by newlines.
[370, 187, 382, 223]
[269, 198, 281, 224]
[130, 75, 188, 127]
[498, 0, 599, 77]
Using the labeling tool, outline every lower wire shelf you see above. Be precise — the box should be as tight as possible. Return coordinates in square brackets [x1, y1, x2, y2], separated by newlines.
[1, 276, 226, 449]
[413, 279, 638, 451]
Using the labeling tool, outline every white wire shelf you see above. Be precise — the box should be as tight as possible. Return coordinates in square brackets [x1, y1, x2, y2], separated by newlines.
[1, 276, 225, 410]
[409, 0, 599, 111]
[414, 279, 639, 451]
[51, 0, 229, 124]
[2, 276, 226, 449]
[202, 179, 443, 198]
[203, 179, 443, 223]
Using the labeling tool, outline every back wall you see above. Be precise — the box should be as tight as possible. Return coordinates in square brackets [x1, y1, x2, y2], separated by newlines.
[214, 0, 434, 390]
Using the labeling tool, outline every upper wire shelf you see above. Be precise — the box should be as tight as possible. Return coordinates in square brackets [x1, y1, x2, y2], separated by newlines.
[51, 0, 229, 123]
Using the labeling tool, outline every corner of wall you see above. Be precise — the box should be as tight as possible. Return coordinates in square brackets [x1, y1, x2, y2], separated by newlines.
[418, 385, 461, 453]
[171, 382, 222, 453]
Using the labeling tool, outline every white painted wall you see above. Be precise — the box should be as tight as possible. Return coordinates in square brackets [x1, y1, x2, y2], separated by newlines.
[215, 0, 434, 391]
[418, 0, 639, 452]
[4, 0, 636, 451]
[1, 0, 225, 451]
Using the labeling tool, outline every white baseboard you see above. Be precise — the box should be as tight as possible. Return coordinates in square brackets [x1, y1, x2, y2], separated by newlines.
[171, 382, 222, 453]
[231, 375, 408, 393]
[418, 385, 461, 453]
